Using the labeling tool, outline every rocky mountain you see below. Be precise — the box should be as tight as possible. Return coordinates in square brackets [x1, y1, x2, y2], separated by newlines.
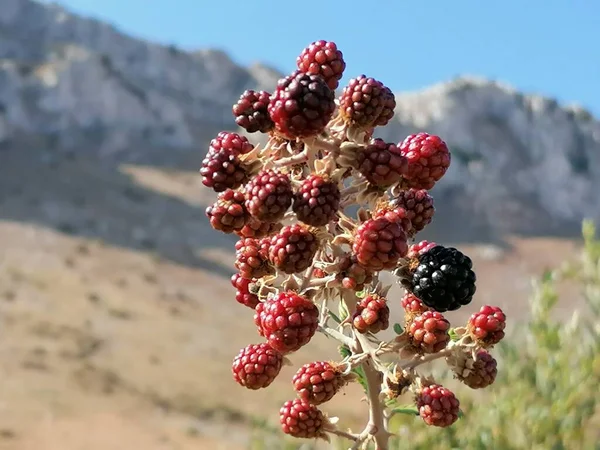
[1, 0, 599, 240]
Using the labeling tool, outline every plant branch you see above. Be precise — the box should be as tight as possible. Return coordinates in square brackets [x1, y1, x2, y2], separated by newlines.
[325, 427, 359, 442]
[401, 348, 453, 370]
[318, 325, 354, 347]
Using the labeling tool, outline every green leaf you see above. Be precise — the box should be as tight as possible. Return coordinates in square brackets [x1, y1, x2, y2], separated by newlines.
[338, 300, 350, 321]
[393, 323, 403, 334]
[328, 311, 342, 324]
[390, 406, 419, 416]
[352, 366, 368, 393]
[338, 345, 351, 359]
[449, 328, 460, 341]
[356, 289, 367, 299]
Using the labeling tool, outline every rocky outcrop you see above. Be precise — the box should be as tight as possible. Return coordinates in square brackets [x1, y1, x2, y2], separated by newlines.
[1, 0, 599, 238]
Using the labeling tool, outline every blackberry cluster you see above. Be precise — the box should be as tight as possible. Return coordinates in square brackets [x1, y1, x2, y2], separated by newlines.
[200, 39, 504, 444]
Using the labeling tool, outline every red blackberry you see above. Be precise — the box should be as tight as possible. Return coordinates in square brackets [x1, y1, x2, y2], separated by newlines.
[245, 169, 293, 222]
[356, 139, 407, 188]
[374, 87, 396, 126]
[339, 75, 387, 128]
[390, 188, 435, 236]
[235, 218, 282, 239]
[200, 148, 248, 192]
[269, 225, 319, 274]
[373, 203, 413, 236]
[456, 350, 498, 389]
[467, 305, 506, 347]
[231, 273, 259, 309]
[407, 310, 450, 354]
[210, 131, 254, 155]
[335, 255, 374, 291]
[292, 361, 348, 405]
[352, 216, 408, 272]
[232, 343, 283, 390]
[232, 89, 274, 133]
[415, 384, 460, 427]
[254, 291, 319, 354]
[352, 294, 390, 334]
[205, 189, 249, 234]
[280, 399, 327, 439]
[292, 175, 340, 227]
[407, 240, 438, 259]
[234, 237, 273, 280]
[268, 70, 335, 139]
[399, 133, 451, 190]
[296, 40, 346, 90]
[400, 245, 476, 312]
[401, 293, 430, 316]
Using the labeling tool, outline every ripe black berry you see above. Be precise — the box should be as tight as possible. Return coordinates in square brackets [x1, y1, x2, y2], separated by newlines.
[401, 245, 476, 312]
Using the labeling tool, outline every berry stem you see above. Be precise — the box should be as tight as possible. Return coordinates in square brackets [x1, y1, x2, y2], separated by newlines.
[325, 427, 359, 442]
[318, 325, 354, 347]
[402, 347, 454, 370]
[272, 149, 308, 168]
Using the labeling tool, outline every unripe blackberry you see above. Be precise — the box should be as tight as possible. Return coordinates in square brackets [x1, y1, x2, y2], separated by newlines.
[268, 70, 335, 139]
[232, 343, 283, 390]
[456, 350, 498, 389]
[375, 87, 396, 126]
[407, 240, 438, 259]
[352, 294, 390, 334]
[235, 237, 273, 280]
[254, 291, 319, 354]
[232, 90, 274, 133]
[407, 310, 450, 354]
[210, 131, 254, 155]
[236, 218, 282, 239]
[335, 255, 374, 291]
[231, 273, 259, 309]
[296, 40, 346, 90]
[205, 189, 249, 233]
[400, 133, 451, 190]
[293, 361, 349, 405]
[415, 384, 460, 427]
[200, 146, 249, 192]
[280, 399, 327, 439]
[357, 139, 408, 188]
[390, 188, 435, 236]
[373, 204, 413, 237]
[292, 175, 340, 227]
[401, 293, 430, 316]
[245, 169, 293, 222]
[352, 217, 408, 272]
[400, 245, 476, 312]
[339, 75, 387, 128]
[467, 305, 506, 347]
[269, 224, 319, 274]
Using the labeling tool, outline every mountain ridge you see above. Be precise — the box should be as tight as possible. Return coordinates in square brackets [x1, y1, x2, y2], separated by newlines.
[1, 0, 599, 239]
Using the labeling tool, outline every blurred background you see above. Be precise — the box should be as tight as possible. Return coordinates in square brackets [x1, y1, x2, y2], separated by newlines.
[0, 0, 599, 449]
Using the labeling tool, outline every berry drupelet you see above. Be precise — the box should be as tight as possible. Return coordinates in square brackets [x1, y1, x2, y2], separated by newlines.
[268, 70, 336, 139]
[400, 245, 476, 312]
[335, 255, 374, 291]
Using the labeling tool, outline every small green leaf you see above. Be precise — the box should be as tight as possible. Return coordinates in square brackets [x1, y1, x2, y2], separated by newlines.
[338, 345, 351, 359]
[329, 311, 342, 324]
[390, 406, 419, 416]
[352, 366, 368, 392]
[393, 323, 403, 334]
[449, 328, 460, 341]
[356, 289, 367, 299]
[458, 409, 465, 418]
[338, 300, 350, 321]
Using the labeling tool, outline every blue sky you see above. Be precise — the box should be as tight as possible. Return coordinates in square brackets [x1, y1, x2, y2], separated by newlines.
[57, 0, 600, 117]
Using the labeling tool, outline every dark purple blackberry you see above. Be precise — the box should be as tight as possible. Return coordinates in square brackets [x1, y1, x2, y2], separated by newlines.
[268, 70, 335, 139]
[296, 40, 346, 90]
[357, 139, 407, 188]
[232, 90, 274, 133]
[292, 174, 340, 227]
[375, 87, 396, 126]
[390, 188, 435, 236]
[200, 132, 254, 192]
[400, 245, 476, 312]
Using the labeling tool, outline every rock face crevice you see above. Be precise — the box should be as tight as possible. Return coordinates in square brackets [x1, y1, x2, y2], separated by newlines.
[1, 0, 599, 238]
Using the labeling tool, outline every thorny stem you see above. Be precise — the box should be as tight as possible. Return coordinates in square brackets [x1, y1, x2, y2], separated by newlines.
[326, 427, 359, 442]
[318, 325, 354, 348]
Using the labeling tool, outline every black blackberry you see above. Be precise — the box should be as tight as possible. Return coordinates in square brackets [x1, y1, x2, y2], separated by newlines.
[400, 245, 476, 312]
